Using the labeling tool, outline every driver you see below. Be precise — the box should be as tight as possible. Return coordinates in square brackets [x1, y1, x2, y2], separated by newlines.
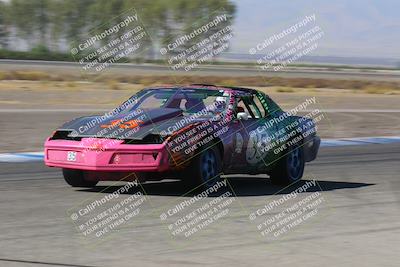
[211, 96, 227, 113]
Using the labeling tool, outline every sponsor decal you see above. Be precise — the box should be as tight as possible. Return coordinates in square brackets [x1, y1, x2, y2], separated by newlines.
[246, 128, 271, 164]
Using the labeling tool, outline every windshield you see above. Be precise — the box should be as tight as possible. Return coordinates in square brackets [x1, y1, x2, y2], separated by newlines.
[119, 88, 229, 116]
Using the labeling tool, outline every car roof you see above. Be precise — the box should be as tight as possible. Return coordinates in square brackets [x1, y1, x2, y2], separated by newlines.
[149, 84, 259, 95]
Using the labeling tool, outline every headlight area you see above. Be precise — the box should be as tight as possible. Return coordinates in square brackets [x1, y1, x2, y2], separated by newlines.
[49, 131, 166, 145]
[49, 130, 82, 141]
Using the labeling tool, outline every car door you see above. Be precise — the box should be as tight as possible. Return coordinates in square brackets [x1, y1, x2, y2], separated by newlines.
[228, 94, 278, 172]
[261, 95, 293, 161]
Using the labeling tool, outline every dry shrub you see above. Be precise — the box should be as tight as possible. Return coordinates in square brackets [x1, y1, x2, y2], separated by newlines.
[12, 71, 50, 80]
[106, 80, 121, 90]
[0, 71, 8, 80]
[1, 69, 399, 94]
[276, 87, 295, 93]
[364, 86, 391, 94]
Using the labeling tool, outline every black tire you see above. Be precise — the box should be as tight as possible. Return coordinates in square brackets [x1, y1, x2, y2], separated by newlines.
[270, 145, 305, 185]
[62, 169, 98, 187]
[183, 145, 223, 190]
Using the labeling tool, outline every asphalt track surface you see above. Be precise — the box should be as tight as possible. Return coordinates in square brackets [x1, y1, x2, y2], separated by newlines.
[0, 143, 399, 267]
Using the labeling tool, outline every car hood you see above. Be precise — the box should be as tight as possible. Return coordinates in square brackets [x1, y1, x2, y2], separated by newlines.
[58, 108, 207, 140]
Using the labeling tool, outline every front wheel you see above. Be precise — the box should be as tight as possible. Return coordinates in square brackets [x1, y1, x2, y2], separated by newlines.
[62, 169, 98, 187]
[270, 145, 305, 185]
[183, 146, 222, 190]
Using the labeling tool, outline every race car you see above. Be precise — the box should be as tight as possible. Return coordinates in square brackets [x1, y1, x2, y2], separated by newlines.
[44, 84, 320, 189]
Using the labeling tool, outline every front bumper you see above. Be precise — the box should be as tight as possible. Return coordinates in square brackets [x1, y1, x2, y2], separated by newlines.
[44, 138, 170, 172]
[303, 135, 321, 162]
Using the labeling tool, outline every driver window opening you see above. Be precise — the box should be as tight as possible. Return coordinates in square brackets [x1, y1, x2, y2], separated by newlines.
[236, 98, 255, 119]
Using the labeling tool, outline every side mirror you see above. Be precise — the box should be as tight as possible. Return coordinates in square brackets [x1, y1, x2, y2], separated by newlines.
[237, 112, 249, 120]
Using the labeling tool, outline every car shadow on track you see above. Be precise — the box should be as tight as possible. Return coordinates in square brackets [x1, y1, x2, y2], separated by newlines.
[77, 177, 374, 197]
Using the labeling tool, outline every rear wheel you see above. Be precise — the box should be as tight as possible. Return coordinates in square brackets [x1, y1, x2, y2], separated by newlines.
[183, 146, 222, 189]
[270, 145, 305, 185]
[62, 169, 98, 187]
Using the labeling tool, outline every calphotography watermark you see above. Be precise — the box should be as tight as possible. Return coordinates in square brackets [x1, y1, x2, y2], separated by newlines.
[160, 94, 234, 167]
[67, 181, 147, 244]
[248, 179, 326, 240]
[78, 109, 148, 157]
[71, 8, 151, 75]
[245, 96, 325, 166]
[166, 113, 230, 156]
[160, 10, 234, 72]
[249, 14, 324, 71]
[159, 180, 236, 239]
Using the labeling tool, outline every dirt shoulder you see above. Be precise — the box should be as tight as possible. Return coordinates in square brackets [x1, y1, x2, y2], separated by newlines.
[1, 80, 400, 110]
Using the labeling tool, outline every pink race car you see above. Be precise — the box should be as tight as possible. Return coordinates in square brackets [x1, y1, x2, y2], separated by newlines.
[44, 84, 320, 189]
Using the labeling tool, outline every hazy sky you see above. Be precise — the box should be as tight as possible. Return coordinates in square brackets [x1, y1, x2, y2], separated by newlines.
[230, 0, 400, 58]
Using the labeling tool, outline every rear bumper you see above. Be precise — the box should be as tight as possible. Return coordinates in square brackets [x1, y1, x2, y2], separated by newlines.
[304, 135, 321, 162]
[44, 138, 170, 172]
